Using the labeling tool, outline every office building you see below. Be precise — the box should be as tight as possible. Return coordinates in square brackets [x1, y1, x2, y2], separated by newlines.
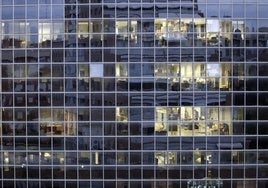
[1, 0, 268, 187]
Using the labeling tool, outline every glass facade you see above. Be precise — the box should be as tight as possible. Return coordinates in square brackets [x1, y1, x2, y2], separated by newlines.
[0, 0, 268, 187]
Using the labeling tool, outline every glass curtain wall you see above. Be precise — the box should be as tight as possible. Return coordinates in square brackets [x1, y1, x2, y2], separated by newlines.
[0, 0, 268, 188]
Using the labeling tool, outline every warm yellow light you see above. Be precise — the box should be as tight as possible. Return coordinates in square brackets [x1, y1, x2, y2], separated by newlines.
[95, 152, 99, 164]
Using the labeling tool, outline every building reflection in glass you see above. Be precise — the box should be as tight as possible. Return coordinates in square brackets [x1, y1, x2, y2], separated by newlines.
[0, 1, 268, 188]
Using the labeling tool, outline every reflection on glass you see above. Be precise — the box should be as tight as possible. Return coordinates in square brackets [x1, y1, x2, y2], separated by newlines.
[116, 107, 128, 122]
[155, 107, 232, 136]
[155, 151, 177, 166]
[78, 21, 89, 38]
[39, 109, 77, 136]
[38, 22, 64, 47]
